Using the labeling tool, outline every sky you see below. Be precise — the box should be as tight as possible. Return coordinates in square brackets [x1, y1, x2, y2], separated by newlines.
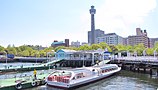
[0, 0, 158, 47]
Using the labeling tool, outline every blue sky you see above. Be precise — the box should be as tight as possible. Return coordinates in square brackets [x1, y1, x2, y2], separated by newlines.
[0, 0, 157, 47]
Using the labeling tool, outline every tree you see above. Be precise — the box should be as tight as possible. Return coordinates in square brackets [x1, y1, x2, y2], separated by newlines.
[99, 42, 112, 52]
[78, 44, 91, 50]
[91, 44, 101, 50]
[0, 45, 4, 52]
[54, 46, 65, 52]
[133, 43, 145, 56]
[109, 45, 118, 54]
[116, 44, 126, 52]
[146, 48, 154, 56]
[125, 45, 133, 52]
[39, 50, 46, 57]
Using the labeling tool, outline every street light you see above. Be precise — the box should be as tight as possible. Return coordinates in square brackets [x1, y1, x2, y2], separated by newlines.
[143, 48, 148, 56]
[3, 51, 7, 65]
[154, 47, 158, 58]
[36, 51, 39, 64]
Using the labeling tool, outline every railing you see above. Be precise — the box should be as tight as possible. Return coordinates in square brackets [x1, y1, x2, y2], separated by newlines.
[113, 56, 158, 65]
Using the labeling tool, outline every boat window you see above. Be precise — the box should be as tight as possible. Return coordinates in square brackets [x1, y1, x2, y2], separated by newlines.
[92, 69, 95, 71]
[72, 77, 75, 80]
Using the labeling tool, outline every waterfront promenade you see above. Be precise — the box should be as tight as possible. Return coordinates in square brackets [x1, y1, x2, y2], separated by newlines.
[111, 56, 158, 76]
[114, 56, 158, 65]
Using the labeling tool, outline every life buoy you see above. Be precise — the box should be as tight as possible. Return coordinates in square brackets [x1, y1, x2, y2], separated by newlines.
[31, 81, 36, 86]
[15, 83, 22, 90]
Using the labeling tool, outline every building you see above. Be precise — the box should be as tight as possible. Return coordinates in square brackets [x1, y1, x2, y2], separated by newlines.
[96, 33, 124, 45]
[55, 49, 106, 62]
[123, 38, 128, 45]
[81, 42, 89, 46]
[88, 29, 105, 44]
[127, 28, 149, 48]
[51, 39, 69, 47]
[89, 5, 96, 44]
[149, 38, 158, 48]
[71, 41, 80, 47]
[27, 45, 47, 50]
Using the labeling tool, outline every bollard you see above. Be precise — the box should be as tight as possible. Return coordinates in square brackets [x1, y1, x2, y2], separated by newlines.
[137, 68, 140, 72]
[130, 66, 132, 71]
[150, 68, 152, 76]
[143, 67, 146, 73]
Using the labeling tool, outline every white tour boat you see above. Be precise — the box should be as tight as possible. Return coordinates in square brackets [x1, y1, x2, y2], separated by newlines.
[46, 64, 121, 89]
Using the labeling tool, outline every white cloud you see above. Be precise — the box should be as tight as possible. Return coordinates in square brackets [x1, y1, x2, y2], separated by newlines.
[81, 0, 157, 37]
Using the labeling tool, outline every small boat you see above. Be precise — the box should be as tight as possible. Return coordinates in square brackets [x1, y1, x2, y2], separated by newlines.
[46, 64, 121, 89]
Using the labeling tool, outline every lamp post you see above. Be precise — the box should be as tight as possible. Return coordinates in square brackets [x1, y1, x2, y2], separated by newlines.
[143, 48, 148, 56]
[47, 52, 52, 69]
[154, 47, 158, 58]
[83, 51, 85, 67]
[134, 51, 137, 57]
[3, 51, 7, 65]
[36, 51, 39, 64]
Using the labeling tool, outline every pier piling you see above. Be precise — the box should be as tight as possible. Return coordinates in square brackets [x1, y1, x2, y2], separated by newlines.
[143, 67, 146, 73]
[150, 68, 152, 76]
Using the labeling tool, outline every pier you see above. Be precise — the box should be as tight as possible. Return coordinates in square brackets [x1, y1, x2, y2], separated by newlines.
[0, 70, 52, 90]
[0, 59, 61, 73]
[111, 56, 158, 76]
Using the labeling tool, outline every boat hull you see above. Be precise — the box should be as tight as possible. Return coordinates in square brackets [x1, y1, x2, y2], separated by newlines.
[47, 67, 121, 89]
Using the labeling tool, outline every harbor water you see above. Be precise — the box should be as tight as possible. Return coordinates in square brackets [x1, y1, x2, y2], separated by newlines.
[25, 70, 158, 90]
[0, 62, 158, 90]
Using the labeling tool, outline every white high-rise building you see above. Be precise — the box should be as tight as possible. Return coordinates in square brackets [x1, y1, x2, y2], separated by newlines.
[97, 33, 124, 45]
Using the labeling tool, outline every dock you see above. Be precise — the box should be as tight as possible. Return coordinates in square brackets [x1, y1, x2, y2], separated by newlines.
[0, 70, 52, 90]
[111, 56, 158, 76]
[0, 59, 61, 73]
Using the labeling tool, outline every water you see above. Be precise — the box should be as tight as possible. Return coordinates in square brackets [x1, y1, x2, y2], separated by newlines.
[26, 70, 158, 90]
[0, 62, 158, 90]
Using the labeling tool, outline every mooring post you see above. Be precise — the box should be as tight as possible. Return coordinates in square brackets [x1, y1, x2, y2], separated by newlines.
[150, 68, 152, 76]
[130, 65, 132, 71]
[143, 67, 146, 73]
[137, 67, 140, 72]
[157, 69, 158, 76]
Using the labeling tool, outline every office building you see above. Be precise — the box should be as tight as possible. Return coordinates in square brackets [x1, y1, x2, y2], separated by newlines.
[97, 33, 124, 45]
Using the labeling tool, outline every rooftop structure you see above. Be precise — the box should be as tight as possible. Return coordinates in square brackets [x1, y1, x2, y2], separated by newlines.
[51, 39, 69, 47]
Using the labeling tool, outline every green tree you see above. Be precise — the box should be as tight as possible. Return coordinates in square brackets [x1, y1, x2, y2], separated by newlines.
[125, 45, 133, 52]
[0, 45, 4, 52]
[133, 43, 145, 56]
[116, 44, 126, 52]
[39, 50, 46, 57]
[109, 45, 118, 54]
[54, 46, 65, 52]
[7, 47, 17, 55]
[91, 44, 102, 50]
[99, 42, 112, 52]
[78, 44, 91, 50]
[146, 48, 154, 56]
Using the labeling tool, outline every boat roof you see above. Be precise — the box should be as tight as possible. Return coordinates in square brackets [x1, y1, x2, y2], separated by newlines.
[67, 68, 91, 74]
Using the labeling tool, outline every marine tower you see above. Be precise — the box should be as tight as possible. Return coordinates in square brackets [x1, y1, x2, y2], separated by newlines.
[89, 5, 96, 44]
